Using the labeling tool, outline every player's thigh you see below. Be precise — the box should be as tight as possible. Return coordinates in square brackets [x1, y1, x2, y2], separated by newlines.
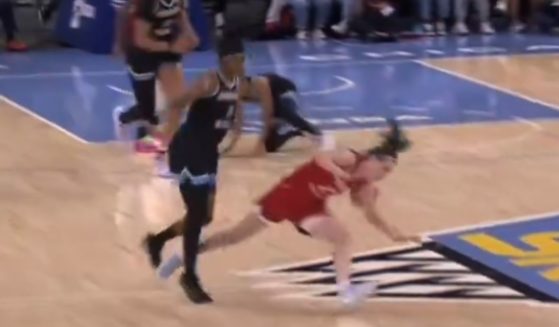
[126, 49, 159, 79]
[157, 56, 186, 102]
[276, 93, 300, 118]
[299, 215, 350, 245]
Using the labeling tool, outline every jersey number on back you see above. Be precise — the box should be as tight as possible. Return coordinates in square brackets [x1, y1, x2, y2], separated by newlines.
[215, 105, 235, 129]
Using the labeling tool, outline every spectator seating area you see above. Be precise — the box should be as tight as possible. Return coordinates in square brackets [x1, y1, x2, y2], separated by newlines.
[2, 0, 559, 52]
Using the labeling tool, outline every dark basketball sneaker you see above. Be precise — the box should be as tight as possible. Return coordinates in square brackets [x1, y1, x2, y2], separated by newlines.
[143, 234, 164, 268]
[179, 273, 213, 304]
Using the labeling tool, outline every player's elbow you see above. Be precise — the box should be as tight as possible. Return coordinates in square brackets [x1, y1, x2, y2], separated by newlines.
[350, 189, 366, 207]
[363, 205, 381, 224]
[313, 151, 333, 166]
[132, 20, 152, 49]
[133, 31, 148, 49]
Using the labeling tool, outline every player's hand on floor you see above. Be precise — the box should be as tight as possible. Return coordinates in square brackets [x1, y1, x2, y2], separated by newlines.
[393, 233, 422, 244]
[252, 143, 267, 157]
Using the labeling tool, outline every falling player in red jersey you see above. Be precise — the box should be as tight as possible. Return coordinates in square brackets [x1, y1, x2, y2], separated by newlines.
[195, 119, 420, 306]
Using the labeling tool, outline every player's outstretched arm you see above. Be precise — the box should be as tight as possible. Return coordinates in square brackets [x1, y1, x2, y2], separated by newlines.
[170, 7, 199, 54]
[352, 184, 421, 243]
[252, 77, 274, 155]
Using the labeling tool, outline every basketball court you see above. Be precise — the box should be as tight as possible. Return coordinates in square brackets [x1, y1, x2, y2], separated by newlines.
[1, 35, 559, 326]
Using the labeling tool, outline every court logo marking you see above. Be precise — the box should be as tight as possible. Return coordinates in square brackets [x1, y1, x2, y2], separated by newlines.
[431, 212, 559, 303]
[240, 212, 559, 305]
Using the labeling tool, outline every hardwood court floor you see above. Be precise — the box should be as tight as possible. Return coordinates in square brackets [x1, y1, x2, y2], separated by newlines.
[2, 95, 559, 327]
[5, 48, 559, 327]
[422, 54, 559, 108]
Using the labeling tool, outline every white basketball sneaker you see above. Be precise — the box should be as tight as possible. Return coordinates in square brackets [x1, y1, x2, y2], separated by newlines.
[340, 282, 378, 307]
[112, 105, 127, 141]
[158, 253, 182, 279]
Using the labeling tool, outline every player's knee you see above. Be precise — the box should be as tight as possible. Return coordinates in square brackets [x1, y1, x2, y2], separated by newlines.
[185, 194, 214, 227]
[181, 177, 216, 224]
[186, 203, 209, 225]
[264, 137, 278, 152]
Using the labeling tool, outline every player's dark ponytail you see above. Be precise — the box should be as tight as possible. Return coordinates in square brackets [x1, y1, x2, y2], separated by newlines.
[368, 118, 411, 159]
[217, 35, 244, 58]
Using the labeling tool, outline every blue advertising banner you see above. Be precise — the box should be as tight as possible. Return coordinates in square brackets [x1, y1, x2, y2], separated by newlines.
[54, 0, 210, 54]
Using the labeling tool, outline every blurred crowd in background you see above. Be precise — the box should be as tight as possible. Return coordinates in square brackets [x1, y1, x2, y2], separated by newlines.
[1, 0, 559, 52]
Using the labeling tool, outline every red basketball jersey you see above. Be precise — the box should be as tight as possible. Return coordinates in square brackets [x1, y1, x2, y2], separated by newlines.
[257, 159, 346, 224]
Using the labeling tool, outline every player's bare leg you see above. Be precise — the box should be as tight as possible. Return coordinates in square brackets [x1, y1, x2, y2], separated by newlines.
[300, 215, 352, 286]
[300, 215, 377, 306]
[154, 63, 189, 176]
[157, 212, 267, 279]
[199, 211, 268, 253]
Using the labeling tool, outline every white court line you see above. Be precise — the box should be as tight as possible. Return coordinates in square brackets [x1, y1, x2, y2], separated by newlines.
[10, 88, 559, 147]
[272, 293, 543, 307]
[309, 105, 353, 112]
[429, 209, 559, 236]
[333, 39, 559, 60]
[107, 84, 133, 96]
[237, 209, 559, 276]
[415, 59, 559, 114]
[239, 208, 559, 307]
[404, 117, 558, 131]
[107, 75, 356, 98]
[1, 50, 559, 81]
[0, 64, 8, 70]
[300, 75, 355, 96]
[514, 116, 544, 130]
[236, 117, 559, 138]
[0, 96, 88, 144]
[392, 105, 430, 113]
[0, 58, 417, 80]
[420, 116, 542, 159]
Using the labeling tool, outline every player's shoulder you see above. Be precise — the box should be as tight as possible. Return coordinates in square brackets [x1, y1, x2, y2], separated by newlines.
[250, 75, 269, 86]
[201, 70, 218, 80]
[200, 70, 220, 88]
[333, 148, 360, 166]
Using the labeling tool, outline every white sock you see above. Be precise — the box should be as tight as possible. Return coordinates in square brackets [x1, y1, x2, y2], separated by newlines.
[338, 280, 351, 294]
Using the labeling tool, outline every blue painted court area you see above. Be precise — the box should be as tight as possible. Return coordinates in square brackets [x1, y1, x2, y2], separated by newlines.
[2, 35, 559, 143]
[431, 212, 559, 302]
